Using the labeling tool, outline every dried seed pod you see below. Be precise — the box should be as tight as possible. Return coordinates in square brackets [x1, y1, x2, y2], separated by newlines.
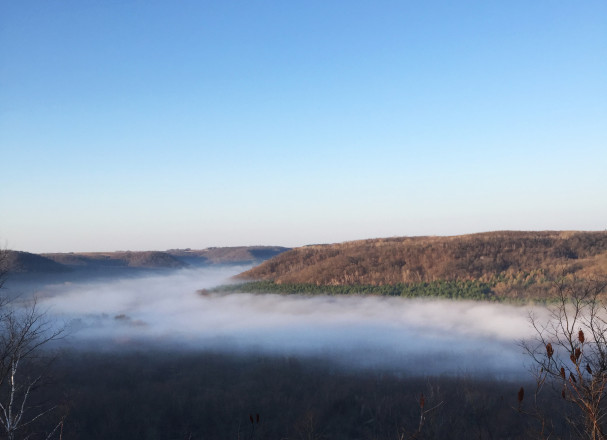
[420, 393, 425, 408]
[575, 348, 582, 360]
[562, 389, 566, 399]
[570, 353, 577, 364]
[518, 387, 524, 403]
[249, 415, 254, 424]
[587, 364, 593, 374]
[579, 330, 585, 344]
[569, 373, 577, 383]
[546, 343, 554, 358]
[560, 367, 566, 379]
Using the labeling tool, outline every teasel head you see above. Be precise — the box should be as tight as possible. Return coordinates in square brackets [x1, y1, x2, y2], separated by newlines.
[575, 347, 582, 361]
[570, 353, 577, 364]
[579, 329, 585, 344]
[569, 373, 577, 383]
[546, 343, 554, 359]
[560, 367, 566, 379]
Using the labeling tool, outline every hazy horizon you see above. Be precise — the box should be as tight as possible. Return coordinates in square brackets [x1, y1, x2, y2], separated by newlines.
[7, 227, 607, 255]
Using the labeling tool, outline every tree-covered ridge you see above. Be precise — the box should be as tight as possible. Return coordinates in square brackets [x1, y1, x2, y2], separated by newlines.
[4, 246, 290, 273]
[236, 231, 607, 295]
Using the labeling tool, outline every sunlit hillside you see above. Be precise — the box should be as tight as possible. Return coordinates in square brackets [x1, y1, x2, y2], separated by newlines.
[237, 231, 607, 299]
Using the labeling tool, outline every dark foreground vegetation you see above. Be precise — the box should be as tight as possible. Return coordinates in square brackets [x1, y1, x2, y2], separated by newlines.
[36, 350, 574, 440]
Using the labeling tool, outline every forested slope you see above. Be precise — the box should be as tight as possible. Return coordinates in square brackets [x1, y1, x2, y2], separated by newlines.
[236, 231, 607, 298]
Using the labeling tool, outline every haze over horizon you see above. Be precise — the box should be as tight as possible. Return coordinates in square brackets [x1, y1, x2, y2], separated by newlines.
[2, 1, 606, 253]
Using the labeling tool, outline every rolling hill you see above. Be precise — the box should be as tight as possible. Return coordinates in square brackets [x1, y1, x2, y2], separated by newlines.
[236, 231, 607, 299]
[166, 246, 289, 264]
[2, 251, 69, 273]
[2, 246, 289, 275]
[41, 251, 188, 269]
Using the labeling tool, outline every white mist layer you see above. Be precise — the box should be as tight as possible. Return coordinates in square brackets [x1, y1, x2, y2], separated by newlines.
[31, 266, 545, 376]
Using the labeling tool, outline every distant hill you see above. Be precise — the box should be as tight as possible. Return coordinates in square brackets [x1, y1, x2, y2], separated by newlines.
[236, 231, 607, 298]
[1, 246, 290, 274]
[166, 246, 289, 264]
[42, 251, 187, 269]
[2, 251, 69, 273]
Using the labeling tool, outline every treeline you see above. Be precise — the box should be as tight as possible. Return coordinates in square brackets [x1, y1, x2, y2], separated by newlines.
[212, 280, 497, 301]
[236, 231, 607, 298]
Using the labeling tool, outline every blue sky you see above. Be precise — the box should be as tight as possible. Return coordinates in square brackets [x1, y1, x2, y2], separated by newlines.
[1, 1, 606, 252]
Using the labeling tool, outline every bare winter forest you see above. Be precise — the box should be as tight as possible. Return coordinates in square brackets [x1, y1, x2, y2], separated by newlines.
[2, 233, 607, 439]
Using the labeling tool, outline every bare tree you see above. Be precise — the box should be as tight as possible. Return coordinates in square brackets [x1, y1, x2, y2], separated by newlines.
[524, 275, 607, 440]
[0, 248, 65, 440]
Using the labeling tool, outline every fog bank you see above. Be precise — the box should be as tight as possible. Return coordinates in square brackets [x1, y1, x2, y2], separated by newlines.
[19, 266, 543, 376]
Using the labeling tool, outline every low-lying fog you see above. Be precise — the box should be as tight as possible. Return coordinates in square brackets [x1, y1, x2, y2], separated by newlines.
[12, 266, 544, 377]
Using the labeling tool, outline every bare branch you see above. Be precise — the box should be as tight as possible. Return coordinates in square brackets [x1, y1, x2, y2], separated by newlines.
[524, 275, 607, 440]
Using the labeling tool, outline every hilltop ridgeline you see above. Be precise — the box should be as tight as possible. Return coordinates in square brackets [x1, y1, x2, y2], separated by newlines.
[236, 231, 607, 297]
[3, 246, 289, 274]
